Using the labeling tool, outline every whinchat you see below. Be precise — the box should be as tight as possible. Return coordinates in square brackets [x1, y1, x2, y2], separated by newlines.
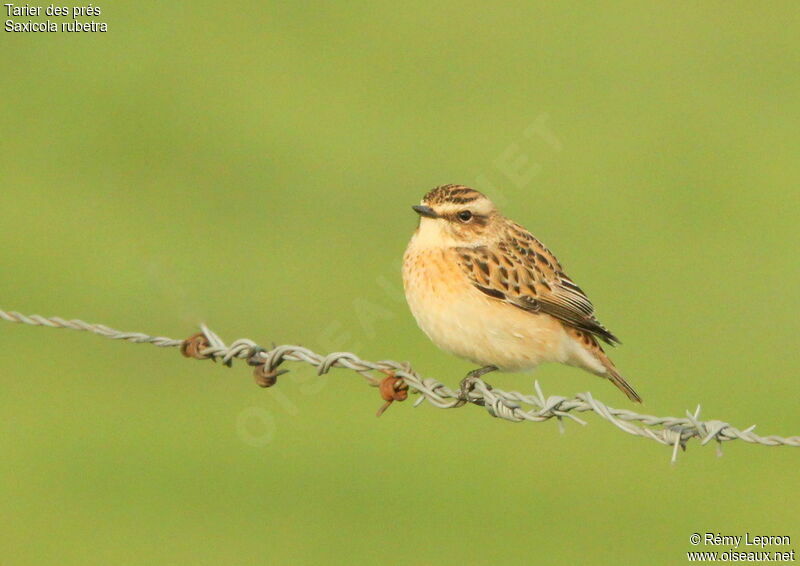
[402, 184, 641, 402]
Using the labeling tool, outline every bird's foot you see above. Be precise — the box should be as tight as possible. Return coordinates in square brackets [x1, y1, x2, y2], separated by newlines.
[457, 365, 498, 405]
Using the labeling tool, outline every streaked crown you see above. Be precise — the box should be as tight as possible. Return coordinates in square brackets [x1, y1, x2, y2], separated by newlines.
[421, 184, 497, 218]
[412, 185, 501, 247]
[422, 184, 486, 206]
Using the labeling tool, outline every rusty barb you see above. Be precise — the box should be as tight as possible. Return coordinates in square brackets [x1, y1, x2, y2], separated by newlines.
[180, 332, 213, 361]
[181, 329, 408, 415]
[181, 332, 290, 387]
[1, 309, 799, 461]
[376, 370, 410, 417]
[247, 347, 290, 388]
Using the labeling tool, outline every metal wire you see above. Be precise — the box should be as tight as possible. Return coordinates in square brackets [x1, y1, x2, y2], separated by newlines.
[1, 309, 798, 461]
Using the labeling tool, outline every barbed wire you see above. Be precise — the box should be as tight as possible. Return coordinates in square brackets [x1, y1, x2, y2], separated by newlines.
[1, 309, 798, 461]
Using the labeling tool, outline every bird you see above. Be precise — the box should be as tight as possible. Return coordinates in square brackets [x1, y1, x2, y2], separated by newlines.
[402, 184, 642, 403]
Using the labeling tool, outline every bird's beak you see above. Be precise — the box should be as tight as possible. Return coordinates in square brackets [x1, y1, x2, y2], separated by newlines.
[412, 205, 438, 219]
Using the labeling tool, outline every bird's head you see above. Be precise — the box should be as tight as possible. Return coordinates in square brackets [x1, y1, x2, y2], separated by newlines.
[411, 185, 501, 248]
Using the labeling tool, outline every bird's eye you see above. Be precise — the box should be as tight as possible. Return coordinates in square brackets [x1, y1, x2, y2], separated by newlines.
[457, 210, 473, 223]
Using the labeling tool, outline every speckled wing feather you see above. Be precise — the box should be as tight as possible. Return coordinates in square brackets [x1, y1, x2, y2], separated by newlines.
[455, 222, 620, 345]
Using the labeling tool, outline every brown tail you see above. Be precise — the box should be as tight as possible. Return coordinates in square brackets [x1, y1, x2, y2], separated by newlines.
[597, 354, 642, 403]
[570, 328, 642, 403]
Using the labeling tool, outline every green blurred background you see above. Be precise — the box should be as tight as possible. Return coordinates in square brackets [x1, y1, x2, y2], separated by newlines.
[2, 3, 798, 565]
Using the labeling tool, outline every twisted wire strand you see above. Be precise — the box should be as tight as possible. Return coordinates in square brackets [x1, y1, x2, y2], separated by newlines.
[2, 309, 798, 460]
